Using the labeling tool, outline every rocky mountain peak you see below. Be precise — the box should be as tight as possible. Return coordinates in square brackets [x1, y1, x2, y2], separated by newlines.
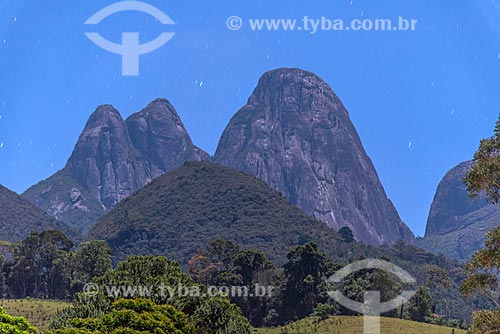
[126, 98, 209, 174]
[23, 99, 209, 232]
[67, 104, 143, 209]
[248, 68, 347, 117]
[215, 68, 414, 245]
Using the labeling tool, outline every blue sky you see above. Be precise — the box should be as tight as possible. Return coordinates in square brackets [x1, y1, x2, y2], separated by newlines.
[0, 0, 499, 236]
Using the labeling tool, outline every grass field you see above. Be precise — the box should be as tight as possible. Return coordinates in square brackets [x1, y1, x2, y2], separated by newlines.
[0, 299, 70, 330]
[0, 299, 468, 334]
[255, 316, 467, 334]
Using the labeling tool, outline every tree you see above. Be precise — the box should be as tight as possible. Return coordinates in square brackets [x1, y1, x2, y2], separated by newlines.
[189, 242, 277, 327]
[188, 240, 241, 285]
[230, 249, 276, 327]
[461, 116, 500, 333]
[461, 226, 500, 332]
[339, 226, 355, 243]
[336, 267, 402, 317]
[233, 249, 274, 286]
[464, 115, 500, 207]
[191, 297, 251, 334]
[313, 303, 338, 320]
[48, 298, 193, 334]
[7, 231, 73, 299]
[205, 239, 240, 274]
[0, 306, 37, 334]
[408, 286, 433, 322]
[51, 256, 251, 334]
[469, 310, 500, 334]
[70, 240, 113, 294]
[280, 242, 334, 321]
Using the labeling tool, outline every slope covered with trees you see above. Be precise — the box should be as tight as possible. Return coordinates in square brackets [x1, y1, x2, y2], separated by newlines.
[0, 184, 77, 243]
[88, 160, 353, 265]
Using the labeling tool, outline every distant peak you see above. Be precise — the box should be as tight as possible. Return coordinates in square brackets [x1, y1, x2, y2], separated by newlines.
[127, 98, 179, 121]
[258, 67, 327, 85]
[250, 68, 334, 104]
[87, 104, 123, 123]
[148, 98, 172, 106]
[261, 67, 316, 77]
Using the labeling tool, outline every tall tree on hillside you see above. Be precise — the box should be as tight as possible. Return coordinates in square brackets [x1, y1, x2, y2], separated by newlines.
[189, 241, 277, 327]
[280, 242, 334, 321]
[464, 115, 500, 207]
[70, 240, 113, 294]
[462, 115, 500, 333]
[461, 227, 500, 333]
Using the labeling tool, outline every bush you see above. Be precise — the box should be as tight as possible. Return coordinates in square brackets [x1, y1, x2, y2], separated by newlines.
[0, 306, 38, 334]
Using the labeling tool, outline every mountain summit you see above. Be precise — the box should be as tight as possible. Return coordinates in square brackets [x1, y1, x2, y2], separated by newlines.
[22, 99, 208, 233]
[214, 68, 414, 245]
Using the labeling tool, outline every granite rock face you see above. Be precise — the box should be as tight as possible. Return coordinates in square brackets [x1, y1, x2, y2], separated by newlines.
[22, 100, 208, 233]
[214, 68, 414, 245]
[126, 98, 209, 178]
[67, 104, 149, 209]
[418, 161, 500, 261]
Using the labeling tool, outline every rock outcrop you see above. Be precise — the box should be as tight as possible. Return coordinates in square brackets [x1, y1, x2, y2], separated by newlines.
[418, 161, 500, 261]
[214, 68, 414, 245]
[126, 98, 209, 177]
[22, 99, 208, 233]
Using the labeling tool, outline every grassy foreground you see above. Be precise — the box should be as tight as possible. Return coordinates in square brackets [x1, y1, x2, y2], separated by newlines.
[0, 299, 467, 334]
[0, 299, 69, 330]
[256, 316, 466, 334]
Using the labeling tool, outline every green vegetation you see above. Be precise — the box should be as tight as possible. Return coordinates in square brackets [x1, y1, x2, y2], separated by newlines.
[0, 305, 38, 334]
[1, 232, 112, 300]
[255, 316, 467, 334]
[0, 300, 68, 331]
[464, 115, 500, 206]
[21, 168, 104, 235]
[0, 184, 76, 243]
[0, 237, 475, 332]
[48, 298, 193, 334]
[4, 154, 498, 332]
[51, 255, 251, 334]
[461, 115, 500, 333]
[189, 240, 468, 330]
[462, 227, 500, 333]
[0, 221, 477, 329]
[88, 161, 352, 265]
